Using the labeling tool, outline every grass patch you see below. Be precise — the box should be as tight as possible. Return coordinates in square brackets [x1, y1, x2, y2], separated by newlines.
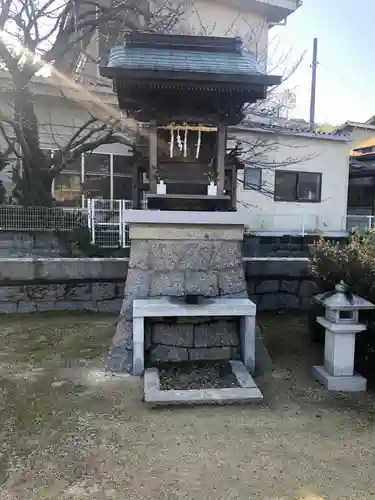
[0, 311, 115, 367]
[0, 312, 117, 490]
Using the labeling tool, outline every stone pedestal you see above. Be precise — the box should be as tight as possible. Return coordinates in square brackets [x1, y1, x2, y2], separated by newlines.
[312, 318, 367, 392]
[107, 211, 250, 374]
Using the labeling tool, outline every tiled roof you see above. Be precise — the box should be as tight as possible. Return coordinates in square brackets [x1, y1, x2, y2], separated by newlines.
[106, 44, 261, 76]
[234, 120, 350, 141]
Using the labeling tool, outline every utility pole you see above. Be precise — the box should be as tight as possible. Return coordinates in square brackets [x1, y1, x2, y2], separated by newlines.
[309, 38, 318, 130]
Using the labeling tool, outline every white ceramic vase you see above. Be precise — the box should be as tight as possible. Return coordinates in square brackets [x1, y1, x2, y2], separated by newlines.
[207, 181, 217, 196]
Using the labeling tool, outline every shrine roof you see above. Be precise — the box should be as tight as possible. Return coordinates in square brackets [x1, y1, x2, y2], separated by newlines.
[100, 32, 280, 87]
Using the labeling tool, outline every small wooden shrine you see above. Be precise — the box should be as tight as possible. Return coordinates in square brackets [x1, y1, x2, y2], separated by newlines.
[100, 32, 280, 211]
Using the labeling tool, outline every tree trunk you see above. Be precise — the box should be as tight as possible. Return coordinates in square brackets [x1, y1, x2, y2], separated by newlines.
[13, 80, 54, 206]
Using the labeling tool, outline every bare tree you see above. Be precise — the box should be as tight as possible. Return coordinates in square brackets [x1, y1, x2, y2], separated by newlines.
[0, 0, 184, 205]
[0, 0, 307, 206]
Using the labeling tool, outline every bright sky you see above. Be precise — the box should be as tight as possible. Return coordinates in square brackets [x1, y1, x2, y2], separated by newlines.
[271, 0, 375, 126]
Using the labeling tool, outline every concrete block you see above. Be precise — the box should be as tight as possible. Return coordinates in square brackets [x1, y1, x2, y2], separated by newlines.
[0, 302, 17, 313]
[129, 240, 150, 270]
[0, 259, 34, 281]
[211, 241, 243, 270]
[278, 293, 300, 310]
[178, 242, 213, 271]
[185, 271, 218, 297]
[280, 280, 299, 294]
[313, 365, 367, 392]
[150, 345, 189, 362]
[152, 323, 194, 347]
[218, 267, 246, 295]
[188, 347, 232, 361]
[17, 301, 37, 313]
[194, 321, 238, 347]
[92, 283, 116, 301]
[256, 280, 279, 294]
[150, 271, 184, 296]
[125, 269, 151, 298]
[97, 299, 122, 314]
[149, 241, 181, 271]
[0, 286, 24, 299]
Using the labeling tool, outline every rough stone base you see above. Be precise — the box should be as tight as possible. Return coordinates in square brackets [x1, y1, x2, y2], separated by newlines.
[109, 237, 248, 373]
[312, 365, 367, 392]
[146, 317, 240, 364]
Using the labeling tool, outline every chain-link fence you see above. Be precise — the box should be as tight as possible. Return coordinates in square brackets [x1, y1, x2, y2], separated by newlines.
[0, 205, 88, 232]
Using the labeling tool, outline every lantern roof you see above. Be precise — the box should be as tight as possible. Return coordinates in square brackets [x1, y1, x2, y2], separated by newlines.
[314, 281, 375, 310]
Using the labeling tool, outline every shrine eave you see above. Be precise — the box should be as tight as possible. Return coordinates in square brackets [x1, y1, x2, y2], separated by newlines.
[100, 66, 281, 89]
[99, 33, 281, 90]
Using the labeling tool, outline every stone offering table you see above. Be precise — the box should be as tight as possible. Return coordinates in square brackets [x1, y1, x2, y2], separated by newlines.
[108, 210, 252, 374]
[132, 296, 256, 376]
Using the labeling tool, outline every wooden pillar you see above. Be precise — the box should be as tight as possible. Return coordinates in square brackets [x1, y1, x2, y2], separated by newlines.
[149, 121, 158, 193]
[216, 123, 226, 195]
[132, 162, 140, 209]
[231, 165, 237, 211]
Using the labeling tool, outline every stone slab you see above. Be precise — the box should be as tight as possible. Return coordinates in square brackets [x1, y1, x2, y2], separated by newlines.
[0, 258, 128, 283]
[230, 360, 257, 388]
[312, 365, 367, 392]
[133, 297, 256, 318]
[316, 317, 367, 333]
[130, 225, 243, 241]
[150, 345, 189, 362]
[143, 365, 263, 406]
[152, 323, 194, 347]
[123, 210, 248, 226]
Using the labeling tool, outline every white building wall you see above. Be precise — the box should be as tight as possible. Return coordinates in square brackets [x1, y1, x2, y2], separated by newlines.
[181, 0, 268, 65]
[34, 95, 131, 156]
[235, 130, 350, 233]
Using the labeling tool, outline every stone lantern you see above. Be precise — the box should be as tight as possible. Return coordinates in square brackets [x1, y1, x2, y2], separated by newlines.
[312, 281, 375, 392]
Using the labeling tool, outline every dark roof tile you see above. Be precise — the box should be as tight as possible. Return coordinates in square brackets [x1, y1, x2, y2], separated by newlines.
[107, 44, 260, 76]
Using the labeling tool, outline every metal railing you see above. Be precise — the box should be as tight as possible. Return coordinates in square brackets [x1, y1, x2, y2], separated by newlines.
[0, 201, 356, 250]
[242, 213, 321, 236]
[346, 215, 375, 233]
[87, 199, 132, 248]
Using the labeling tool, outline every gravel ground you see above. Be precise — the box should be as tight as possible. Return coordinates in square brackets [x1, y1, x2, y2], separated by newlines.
[158, 361, 239, 390]
[1, 312, 375, 499]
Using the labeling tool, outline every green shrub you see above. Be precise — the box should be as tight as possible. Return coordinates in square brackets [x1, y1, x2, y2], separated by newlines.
[310, 232, 375, 302]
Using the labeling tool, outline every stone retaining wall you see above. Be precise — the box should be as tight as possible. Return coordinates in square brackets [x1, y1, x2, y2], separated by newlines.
[0, 282, 124, 313]
[0, 258, 128, 313]
[245, 259, 318, 311]
[0, 257, 319, 314]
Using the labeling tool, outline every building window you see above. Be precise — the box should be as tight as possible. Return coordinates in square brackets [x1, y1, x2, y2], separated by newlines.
[54, 173, 82, 207]
[274, 171, 322, 202]
[52, 151, 133, 206]
[244, 167, 262, 190]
